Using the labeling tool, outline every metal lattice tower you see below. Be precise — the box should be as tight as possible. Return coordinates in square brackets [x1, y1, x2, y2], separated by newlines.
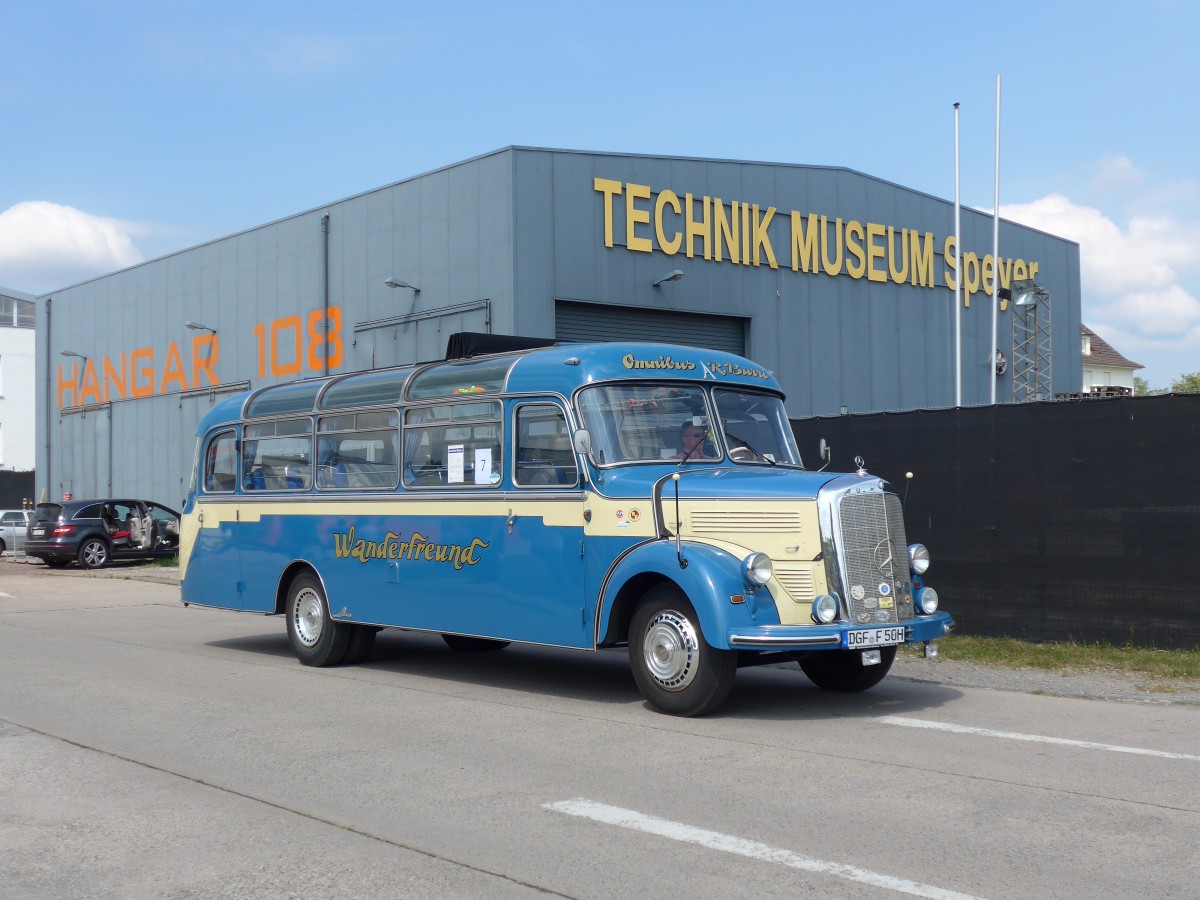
[1011, 282, 1052, 402]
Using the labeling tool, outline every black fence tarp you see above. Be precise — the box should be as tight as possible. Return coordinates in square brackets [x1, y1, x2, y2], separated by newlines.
[0, 470, 34, 510]
[792, 394, 1200, 649]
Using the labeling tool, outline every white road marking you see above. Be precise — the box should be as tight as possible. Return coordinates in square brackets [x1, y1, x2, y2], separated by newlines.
[543, 798, 981, 900]
[879, 716, 1200, 761]
[0, 590, 14, 599]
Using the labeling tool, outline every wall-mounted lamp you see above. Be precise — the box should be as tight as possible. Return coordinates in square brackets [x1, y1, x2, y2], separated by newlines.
[652, 269, 685, 287]
[59, 350, 88, 360]
[1006, 280, 1050, 306]
[384, 277, 420, 293]
[991, 349, 1007, 376]
[185, 321, 217, 334]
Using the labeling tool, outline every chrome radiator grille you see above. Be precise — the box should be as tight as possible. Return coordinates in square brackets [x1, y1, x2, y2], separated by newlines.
[837, 492, 914, 625]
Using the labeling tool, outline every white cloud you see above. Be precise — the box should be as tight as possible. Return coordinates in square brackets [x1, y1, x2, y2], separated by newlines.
[0, 201, 143, 294]
[144, 30, 352, 75]
[1001, 192, 1200, 336]
[1089, 155, 1145, 195]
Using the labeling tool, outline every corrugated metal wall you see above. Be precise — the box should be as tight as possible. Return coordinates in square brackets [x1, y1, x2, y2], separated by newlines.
[35, 147, 1082, 505]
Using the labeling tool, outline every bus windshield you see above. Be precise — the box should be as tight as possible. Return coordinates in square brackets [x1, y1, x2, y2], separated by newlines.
[575, 383, 801, 466]
[576, 384, 716, 464]
[713, 388, 802, 466]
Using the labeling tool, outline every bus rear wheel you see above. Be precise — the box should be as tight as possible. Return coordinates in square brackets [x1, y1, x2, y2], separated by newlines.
[286, 573, 351, 667]
[798, 646, 896, 692]
[442, 634, 511, 652]
[342, 625, 381, 665]
[629, 585, 736, 717]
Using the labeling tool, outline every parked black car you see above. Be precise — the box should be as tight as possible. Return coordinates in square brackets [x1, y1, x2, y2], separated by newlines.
[25, 499, 180, 569]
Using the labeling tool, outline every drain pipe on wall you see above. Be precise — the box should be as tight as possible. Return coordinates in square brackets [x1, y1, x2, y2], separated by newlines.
[321, 212, 331, 376]
[42, 296, 53, 503]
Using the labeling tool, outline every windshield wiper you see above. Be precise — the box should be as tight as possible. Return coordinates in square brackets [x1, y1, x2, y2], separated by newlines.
[724, 432, 777, 466]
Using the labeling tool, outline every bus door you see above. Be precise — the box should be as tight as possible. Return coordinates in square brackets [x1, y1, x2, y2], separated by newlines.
[498, 401, 588, 646]
[184, 429, 246, 609]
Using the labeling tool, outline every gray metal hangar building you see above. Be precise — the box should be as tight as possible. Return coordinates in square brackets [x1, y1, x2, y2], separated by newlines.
[35, 146, 1081, 506]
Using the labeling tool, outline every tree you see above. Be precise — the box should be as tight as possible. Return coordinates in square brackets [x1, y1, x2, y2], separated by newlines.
[1133, 376, 1151, 395]
[1171, 372, 1200, 393]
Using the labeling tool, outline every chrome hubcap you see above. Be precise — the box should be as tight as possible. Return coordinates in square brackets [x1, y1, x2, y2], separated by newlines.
[293, 588, 324, 647]
[83, 542, 105, 567]
[642, 610, 699, 691]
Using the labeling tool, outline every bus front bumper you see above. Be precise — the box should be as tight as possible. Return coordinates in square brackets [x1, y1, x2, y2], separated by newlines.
[726, 611, 955, 651]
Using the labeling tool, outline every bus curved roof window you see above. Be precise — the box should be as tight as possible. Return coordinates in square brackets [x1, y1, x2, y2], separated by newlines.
[406, 357, 513, 401]
[319, 368, 413, 410]
[245, 381, 323, 419]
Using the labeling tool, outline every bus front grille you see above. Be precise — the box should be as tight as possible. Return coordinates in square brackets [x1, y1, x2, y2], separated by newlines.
[837, 492, 914, 625]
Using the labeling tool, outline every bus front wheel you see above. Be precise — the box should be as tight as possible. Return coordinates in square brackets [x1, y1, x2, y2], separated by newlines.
[286, 573, 351, 667]
[798, 646, 896, 692]
[629, 586, 736, 717]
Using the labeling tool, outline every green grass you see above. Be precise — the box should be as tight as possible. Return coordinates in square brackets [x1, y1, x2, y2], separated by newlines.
[140, 554, 180, 569]
[901, 635, 1200, 682]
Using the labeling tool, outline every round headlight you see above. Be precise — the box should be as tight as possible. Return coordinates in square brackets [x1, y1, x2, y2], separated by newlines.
[812, 594, 839, 624]
[917, 585, 939, 614]
[743, 552, 773, 586]
[908, 543, 930, 575]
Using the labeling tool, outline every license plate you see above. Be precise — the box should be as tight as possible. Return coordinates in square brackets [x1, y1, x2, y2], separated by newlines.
[31, 527, 46, 537]
[846, 626, 905, 649]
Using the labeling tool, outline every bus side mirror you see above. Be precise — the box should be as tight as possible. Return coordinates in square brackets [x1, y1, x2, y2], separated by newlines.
[818, 438, 831, 472]
[573, 429, 592, 455]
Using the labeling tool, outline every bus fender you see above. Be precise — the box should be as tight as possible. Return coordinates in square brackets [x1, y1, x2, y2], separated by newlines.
[595, 540, 782, 650]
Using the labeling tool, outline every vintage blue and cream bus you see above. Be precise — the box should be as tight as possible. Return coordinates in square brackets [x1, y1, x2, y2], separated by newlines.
[180, 339, 952, 716]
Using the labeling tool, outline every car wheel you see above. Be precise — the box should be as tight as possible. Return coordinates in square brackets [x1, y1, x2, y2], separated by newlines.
[441, 634, 511, 652]
[0, 538, 6, 554]
[628, 585, 737, 717]
[798, 645, 897, 692]
[285, 572, 351, 666]
[77, 538, 111, 570]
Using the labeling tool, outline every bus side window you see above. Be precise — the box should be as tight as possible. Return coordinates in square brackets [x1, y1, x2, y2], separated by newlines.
[403, 401, 502, 488]
[243, 420, 313, 492]
[515, 404, 577, 487]
[203, 431, 237, 493]
[316, 411, 400, 490]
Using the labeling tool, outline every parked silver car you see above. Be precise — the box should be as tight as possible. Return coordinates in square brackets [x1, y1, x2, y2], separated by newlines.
[0, 508, 33, 554]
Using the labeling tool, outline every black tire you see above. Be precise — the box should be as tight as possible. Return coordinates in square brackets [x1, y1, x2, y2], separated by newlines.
[77, 537, 111, 570]
[799, 645, 897, 692]
[441, 634, 511, 653]
[342, 625, 381, 665]
[42, 558, 71, 569]
[0, 539, 6, 554]
[628, 585, 737, 717]
[285, 573, 351, 667]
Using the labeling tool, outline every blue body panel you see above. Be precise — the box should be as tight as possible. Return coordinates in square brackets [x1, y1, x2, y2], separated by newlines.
[181, 341, 954, 658]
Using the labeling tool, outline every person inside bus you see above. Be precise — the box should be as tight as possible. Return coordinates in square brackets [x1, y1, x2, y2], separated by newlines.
[674, 420, 716, 460]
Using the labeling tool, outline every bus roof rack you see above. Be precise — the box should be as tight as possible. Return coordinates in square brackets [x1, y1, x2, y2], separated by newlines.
[444, 332, 558, 360]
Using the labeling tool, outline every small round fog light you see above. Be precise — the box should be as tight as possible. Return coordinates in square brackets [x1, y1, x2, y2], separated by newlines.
[908, 543, 930, 575]
[743, 552, 773, 586]
[917, 586, 939, 614]
[812, 594, 839, 624]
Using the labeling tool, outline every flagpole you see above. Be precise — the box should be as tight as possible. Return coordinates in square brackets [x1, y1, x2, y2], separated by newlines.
[991, 75, 1001, 405]
[954, 102, 962, 407]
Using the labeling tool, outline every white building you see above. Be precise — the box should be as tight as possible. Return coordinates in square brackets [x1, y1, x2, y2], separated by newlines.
[0, 287, 36, 471]
[1081, 324, 1143, 396]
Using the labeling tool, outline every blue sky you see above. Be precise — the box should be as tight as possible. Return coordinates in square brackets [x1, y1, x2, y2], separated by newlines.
[3, 0, 1198, 388]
